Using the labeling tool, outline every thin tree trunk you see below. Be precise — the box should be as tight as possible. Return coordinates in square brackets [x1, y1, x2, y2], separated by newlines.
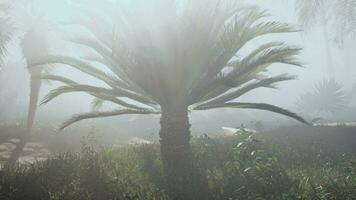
[159, 106, 195, 199]
[5, 74, 41, 168]
[320, 9, 335, 80]
[350, 83, 356, 100]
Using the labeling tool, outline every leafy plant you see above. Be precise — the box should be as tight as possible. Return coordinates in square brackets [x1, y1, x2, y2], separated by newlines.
[1, 130, 356, 200]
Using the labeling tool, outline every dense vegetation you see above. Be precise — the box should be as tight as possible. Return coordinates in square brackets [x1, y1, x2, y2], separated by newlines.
[1, 128, 355, 200]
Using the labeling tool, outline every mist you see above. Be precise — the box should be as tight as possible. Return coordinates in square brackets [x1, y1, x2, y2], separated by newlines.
[0, 0, 355, 199]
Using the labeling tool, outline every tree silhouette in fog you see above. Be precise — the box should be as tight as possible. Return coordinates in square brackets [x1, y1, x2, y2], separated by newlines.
[4, 0, 54, 167]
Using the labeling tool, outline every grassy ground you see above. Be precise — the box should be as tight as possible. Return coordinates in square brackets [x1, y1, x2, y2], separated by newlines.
[0, 126, 355, 200]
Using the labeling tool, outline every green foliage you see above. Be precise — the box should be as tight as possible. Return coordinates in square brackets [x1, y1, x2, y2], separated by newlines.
[192, 132, 295, 200]
[291, 162, 356, 200]
[2, 127, 356, 200]
[0, 144, 168, 200]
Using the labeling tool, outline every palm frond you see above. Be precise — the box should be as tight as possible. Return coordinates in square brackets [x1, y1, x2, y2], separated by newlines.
[190, 43, 301, 104]
[225, 45, 302, 87]
[59, 109, 160, 130]
[31, 57, 157, 105]
[189, 7, 298, 96]
[42, 85, 148, 110]
[33, 74, 77, 85]
[195, 74, 296, 108]
[0, 16, 12, 64]
[296, 0, 326, 29]
[195, 102, 311, 125]
[29, 55, 124, 89]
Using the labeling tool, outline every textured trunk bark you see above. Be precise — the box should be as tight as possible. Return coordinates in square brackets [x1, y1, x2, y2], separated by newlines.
[159, 106, 194, 199]
[5, 74, 41, 168]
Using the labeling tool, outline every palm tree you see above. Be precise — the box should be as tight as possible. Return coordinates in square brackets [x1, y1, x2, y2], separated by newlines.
[32, 1, 309, 198]
[296, 0, 356, 78]
[295, 79, 347, 117]
[5, 1, 52, 167]
[295, 0, 336, 79]
[333, 0, 356, 42]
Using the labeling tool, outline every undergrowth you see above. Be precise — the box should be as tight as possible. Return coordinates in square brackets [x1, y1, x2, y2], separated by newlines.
[0, 131, 355, 200]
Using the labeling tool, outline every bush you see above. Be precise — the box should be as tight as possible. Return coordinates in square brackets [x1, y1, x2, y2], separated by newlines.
[0, 144, 167, 200]
[192, 132, 295, 200]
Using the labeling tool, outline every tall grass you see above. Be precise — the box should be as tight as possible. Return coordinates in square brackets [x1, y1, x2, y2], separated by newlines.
[0, 129, 355, 200]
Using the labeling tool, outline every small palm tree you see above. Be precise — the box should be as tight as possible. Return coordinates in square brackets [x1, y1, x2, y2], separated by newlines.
[295, 79, 347, 117]
[32, 1, 309, 198]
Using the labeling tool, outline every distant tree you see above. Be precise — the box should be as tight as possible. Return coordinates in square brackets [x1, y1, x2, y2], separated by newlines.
[5, 1, 53, 168]
[296, 0, 335, 79]
[296, 0, 356, 79]
[295, 79, 347, 117]
[33, 0, 309, 198]
[333, 0, 356, 42]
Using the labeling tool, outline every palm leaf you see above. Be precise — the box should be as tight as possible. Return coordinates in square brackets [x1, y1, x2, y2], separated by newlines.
[42, 85, 149, 110]
[29, 55, 130, 90]
[195, 102, 311, 125]
[0, 16, 12, 64]
[59, 109, 160, 130]
[31, 59, 156, 105]
[196, 74, 296, 107]
[189, 42, 301, 104]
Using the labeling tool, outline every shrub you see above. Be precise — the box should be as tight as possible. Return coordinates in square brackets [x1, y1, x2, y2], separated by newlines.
[0, 144, 167, 200]
[192, 132, 295, 200]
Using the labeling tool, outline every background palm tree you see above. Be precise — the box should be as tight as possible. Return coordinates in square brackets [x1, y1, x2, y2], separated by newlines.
[296, 0, 356, 78]
[296, 0, 336, 79]
[32, 0, 309, 198]
[333, 0, 356, 43]
[295, 79, 347, 117]
[5, 0, 53, 167]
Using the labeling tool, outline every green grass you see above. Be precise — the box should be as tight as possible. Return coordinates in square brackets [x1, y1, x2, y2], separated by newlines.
[0, 129, 355, 200]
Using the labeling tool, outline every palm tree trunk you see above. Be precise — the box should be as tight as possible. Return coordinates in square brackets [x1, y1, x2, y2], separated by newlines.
[5, 74, 41, 168]
[159, 106, 195, 199]
[320, 9, 335, 80]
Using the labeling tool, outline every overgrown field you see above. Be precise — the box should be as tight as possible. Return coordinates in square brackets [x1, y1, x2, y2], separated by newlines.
[0, 127, 355, 200]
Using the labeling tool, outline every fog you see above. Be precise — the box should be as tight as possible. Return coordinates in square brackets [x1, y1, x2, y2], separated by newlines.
[1, 0, 355, 137]
[1, 1, 356, 199]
